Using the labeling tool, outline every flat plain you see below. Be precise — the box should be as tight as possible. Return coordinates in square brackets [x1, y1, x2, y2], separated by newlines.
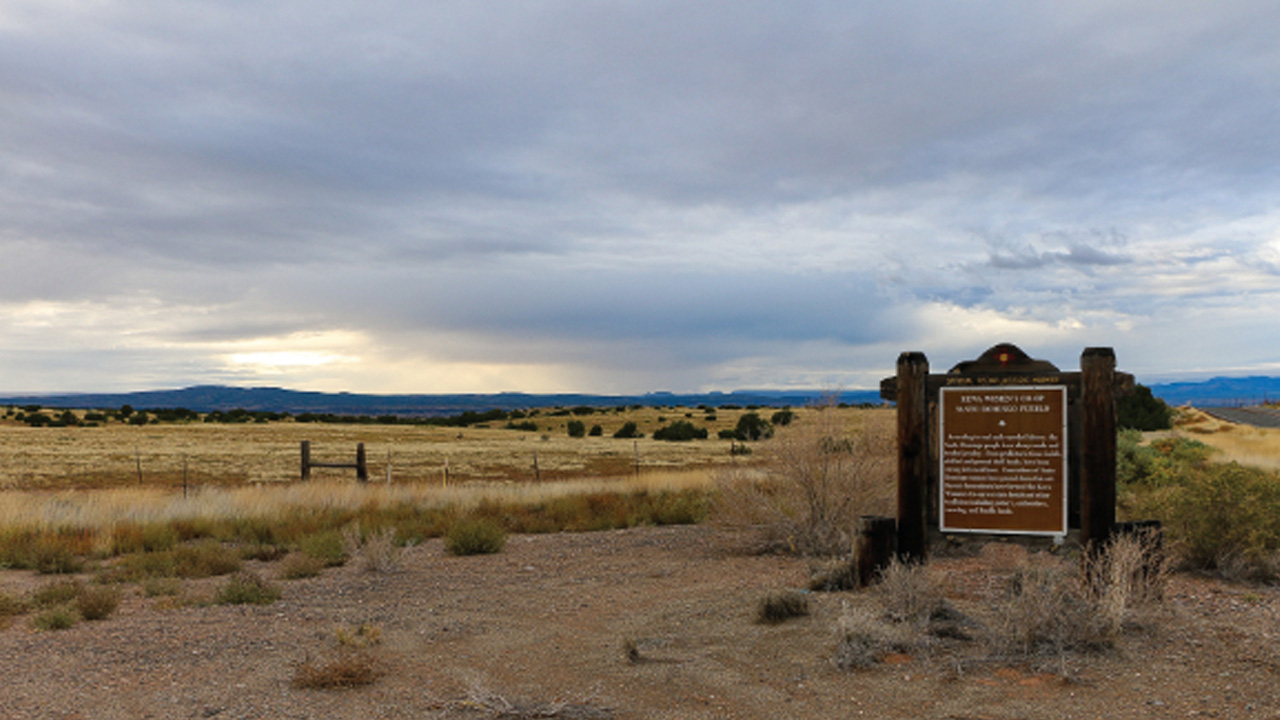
[0, 405, 1278, 719]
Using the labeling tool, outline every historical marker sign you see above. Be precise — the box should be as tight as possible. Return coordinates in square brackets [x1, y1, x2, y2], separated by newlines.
[939, 385, 1068, 535]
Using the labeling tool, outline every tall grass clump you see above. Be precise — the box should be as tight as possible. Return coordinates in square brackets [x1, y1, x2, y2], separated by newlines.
[342, 526, 404, 573]
[714, 405, 894, 556]
[444, 517, 507, 556]
[989, 531, 1170, 667]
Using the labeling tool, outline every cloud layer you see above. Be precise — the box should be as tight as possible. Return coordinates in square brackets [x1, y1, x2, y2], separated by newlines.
[3, 2, 1279, 393]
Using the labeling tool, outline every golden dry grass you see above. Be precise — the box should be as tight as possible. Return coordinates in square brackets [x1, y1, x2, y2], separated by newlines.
[0, 405, 821, 489]
[0, 469, 716, 535]
[1170, 407, 1280, 471]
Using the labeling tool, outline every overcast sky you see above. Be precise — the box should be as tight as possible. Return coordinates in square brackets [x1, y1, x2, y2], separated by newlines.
[3, 1, 1279, 394]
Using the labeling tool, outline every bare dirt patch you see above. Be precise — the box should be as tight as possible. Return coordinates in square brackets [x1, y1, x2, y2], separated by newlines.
[1, 525, 1278, 719]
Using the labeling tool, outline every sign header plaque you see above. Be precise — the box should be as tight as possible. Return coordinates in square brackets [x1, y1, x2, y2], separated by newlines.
[939, 385, 1068, 536]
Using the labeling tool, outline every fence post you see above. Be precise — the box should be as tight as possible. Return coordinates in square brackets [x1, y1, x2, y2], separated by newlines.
[856, 515, 898, 588]
[356, 443, 368, 483]
[301, 440, 311, 481]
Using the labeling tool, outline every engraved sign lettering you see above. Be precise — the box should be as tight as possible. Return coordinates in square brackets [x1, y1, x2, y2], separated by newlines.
[939, 386, 1068, 535]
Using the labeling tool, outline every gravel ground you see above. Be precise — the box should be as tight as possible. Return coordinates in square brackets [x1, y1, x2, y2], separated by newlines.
[1, 525, 1278, 719]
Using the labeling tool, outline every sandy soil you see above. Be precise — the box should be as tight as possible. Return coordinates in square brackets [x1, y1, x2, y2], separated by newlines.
[1, 524, 1278, 720]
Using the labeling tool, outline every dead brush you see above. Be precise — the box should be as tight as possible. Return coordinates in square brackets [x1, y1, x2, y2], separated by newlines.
[987, 533, 1171, 670]
[341, 525, 403, 573]
[292, 649, 382, 690]
[755, 590, 810, 624]
[833, 601, 924, 670]
[447, 681, 614, 719]
[713, 405, 895, 557]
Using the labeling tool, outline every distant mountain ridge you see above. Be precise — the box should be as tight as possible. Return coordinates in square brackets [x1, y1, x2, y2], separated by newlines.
[0, 385, 884, 416]
[2, 376, 1275, 415]
[1146, 376, 1280, 407]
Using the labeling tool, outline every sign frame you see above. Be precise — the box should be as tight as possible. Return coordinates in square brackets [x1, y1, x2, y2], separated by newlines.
[938, 384, 1069, 537]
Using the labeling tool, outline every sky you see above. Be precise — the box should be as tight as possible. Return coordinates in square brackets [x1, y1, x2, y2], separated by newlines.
[3, 1, 1279, 395]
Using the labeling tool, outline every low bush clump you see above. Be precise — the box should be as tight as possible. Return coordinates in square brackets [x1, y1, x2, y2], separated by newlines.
[652, 421, 708, 441]
[342, 526, 403, 573]
[216, 571, 282, 605]
[755, 590, 810, 624]
[31, 605, 78, 631]
[293, 650, 382, 690]
[279, 552, 326, 579]
[76, 585, 123, 621]
[444, 517, 507, 556]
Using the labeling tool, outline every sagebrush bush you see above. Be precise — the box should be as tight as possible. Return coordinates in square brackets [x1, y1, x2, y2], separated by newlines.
[444, 517, 507, 556]
[833, 602, 921, 670]
[32, 578, 84, 609]
[875, 559, 948, 626]
[279, 552, 325, 579]
[1125, 453, 1280, 581]
[342, 526, 403, 573]
[216, 571, 282, 605]
[76, 585, 122, 621]
[31, 605, 78, 631]
[755, 590, 810, 624]
[298, 530, 348, 567]
[714, 405, 894, 556]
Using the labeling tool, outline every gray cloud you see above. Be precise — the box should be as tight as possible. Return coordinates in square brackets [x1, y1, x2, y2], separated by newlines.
[3, 1, 1280, 392]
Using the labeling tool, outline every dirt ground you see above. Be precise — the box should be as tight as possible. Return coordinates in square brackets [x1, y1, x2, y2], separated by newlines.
[1, 524, 1278, 720]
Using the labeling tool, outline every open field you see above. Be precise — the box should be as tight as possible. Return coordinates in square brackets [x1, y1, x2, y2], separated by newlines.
[1, 404, 1279, 717]
[0, 404, 831, 490]
[1167, 406, 1280, 471]
[1, 525, 1278, 719]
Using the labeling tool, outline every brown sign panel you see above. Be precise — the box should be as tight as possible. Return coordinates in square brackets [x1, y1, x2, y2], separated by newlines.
[939, 386, 1068, 535]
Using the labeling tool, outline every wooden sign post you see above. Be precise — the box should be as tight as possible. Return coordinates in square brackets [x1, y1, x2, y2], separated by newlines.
[876, 343, 1132, 574]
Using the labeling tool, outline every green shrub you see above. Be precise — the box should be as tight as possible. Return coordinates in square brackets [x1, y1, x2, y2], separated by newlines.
[298, 530, 349, 567]
[1139, 462, 1280, 579]
[652, 420, 708, 441]
[76, 585, 122, 621]
[770, 409, 795, 427]
[612, 422, 641, 439]
[32, 579, 84, 609]
[588, 424, 603, 437]
[567, 420, 586, 438]
[733, 412, 773, 441]
[31, 605, 78, 631]
[0, 591, 30, 620]
[216, 571, 282, 605]
[1117, 384, 1173, 431]
[173, 540, 243, 578]
[444, 517, 507, 556]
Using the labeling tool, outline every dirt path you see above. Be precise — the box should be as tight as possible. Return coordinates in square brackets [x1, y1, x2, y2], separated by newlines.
[1, 525, 1278, 719]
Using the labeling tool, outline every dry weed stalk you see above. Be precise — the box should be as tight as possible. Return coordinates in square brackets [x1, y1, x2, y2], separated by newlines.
[341, 525, 403, 573]
[714, 406, 894, 556]
[454, 680, 613, 719]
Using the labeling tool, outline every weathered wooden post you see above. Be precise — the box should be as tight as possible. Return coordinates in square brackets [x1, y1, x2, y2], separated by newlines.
[301, 440, 311, 481]
[1080, 347, 1117, 549]
[355, 442, 368, 483]
[855, 515, 898, 587]
[896, 351, 930, 562]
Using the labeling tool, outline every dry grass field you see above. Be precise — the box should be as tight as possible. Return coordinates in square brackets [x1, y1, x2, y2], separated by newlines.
[1170, 406, 1280, 471]
[0, 404, 813, 490]
[2, 404, 1280, 718]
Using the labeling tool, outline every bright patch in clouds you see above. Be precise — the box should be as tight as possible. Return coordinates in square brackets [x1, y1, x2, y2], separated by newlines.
[3, 2, 1280, 392]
